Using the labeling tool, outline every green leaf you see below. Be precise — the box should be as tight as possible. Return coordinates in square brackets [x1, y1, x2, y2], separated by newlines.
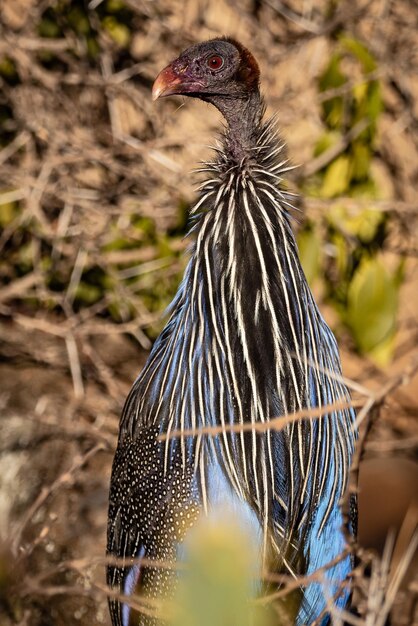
[393, 257, 406, 288]
[351, 142, 371, 182]
[0, 57, 17, 79]
[323, 97, 345, 129]
[352, 82, 368, 104]
[328, 204, 385, 244]
[346, 257, 398, 363]
[86, 35, 100, 58]
[346, 208, 384, 243]
[0, 199, 19, 226]
[106, 0, 127, 11]
[321, 155, 351, 197]
[38, 17, 61, 38]
[368, 332, 395, 367]
[333, 230, 349, 277]
[350, 179, 378, 199]
[313, 131, 341, 158]
[170, 520, 277, 626]
[365, 81, 383, 128]
[102, 16, 131, 47]
[319, 54, 346, 129]
[68, 7, 91, 35]
[298, 227, 322, 285]
[74, 282, 102, 305]
[340, 36, 377, 73]
[132, 216, 156, 238]
[319, 54, 346, 91]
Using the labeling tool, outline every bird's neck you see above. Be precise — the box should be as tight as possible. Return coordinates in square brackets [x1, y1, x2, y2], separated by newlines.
[207, 90, 264, 161]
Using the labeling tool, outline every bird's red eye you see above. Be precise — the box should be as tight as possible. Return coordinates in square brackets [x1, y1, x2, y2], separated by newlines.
[207, 55, 224, 71]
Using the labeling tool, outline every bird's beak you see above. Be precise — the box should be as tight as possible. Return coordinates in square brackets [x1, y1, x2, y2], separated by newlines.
[152, 65, 183, 101]
[152, 64, 204, 101]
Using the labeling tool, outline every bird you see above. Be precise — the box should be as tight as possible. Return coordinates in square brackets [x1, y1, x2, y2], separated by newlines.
[107, 37, 357, 626]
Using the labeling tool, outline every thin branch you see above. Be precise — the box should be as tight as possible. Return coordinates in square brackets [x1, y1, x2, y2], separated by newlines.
[11, 443, 104, 555]
[302, 118, 370, 178]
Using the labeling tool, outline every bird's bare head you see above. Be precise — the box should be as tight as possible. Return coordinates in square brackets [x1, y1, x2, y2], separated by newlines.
[152, 38, 260, 102]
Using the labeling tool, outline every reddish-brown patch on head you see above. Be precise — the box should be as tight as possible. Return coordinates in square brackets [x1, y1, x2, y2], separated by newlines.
[222, 37, 260, 91]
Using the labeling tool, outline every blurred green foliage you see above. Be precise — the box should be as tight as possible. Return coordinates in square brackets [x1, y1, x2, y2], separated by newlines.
[0, 1, 403, 362]
[0, 0, 187, 338]
[37, 0, 134, 55]
[299, 36, 403, 365]
[346, 256, 403, 363]
[169, 520, 275, 626]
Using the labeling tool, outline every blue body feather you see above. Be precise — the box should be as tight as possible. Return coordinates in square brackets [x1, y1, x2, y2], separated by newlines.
[107, 114, 357, 626]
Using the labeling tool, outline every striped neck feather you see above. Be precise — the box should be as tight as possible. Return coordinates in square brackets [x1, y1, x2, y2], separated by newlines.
[123, 117, 356, 558]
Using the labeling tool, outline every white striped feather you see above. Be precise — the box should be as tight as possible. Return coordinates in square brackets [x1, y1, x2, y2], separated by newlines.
[120, 116, 356, 577]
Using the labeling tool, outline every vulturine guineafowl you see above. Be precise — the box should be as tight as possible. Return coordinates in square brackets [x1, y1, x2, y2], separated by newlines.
[107, 38, 357, 626]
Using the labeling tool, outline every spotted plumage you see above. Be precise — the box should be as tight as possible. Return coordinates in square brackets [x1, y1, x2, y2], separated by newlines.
[107, 38, 357, 626]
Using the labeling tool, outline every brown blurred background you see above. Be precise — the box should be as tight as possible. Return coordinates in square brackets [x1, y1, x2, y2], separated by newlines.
[0, 1, 417, 625]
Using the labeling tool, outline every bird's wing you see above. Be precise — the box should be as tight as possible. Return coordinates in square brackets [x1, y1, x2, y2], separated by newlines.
[106, 426, 200, 626]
